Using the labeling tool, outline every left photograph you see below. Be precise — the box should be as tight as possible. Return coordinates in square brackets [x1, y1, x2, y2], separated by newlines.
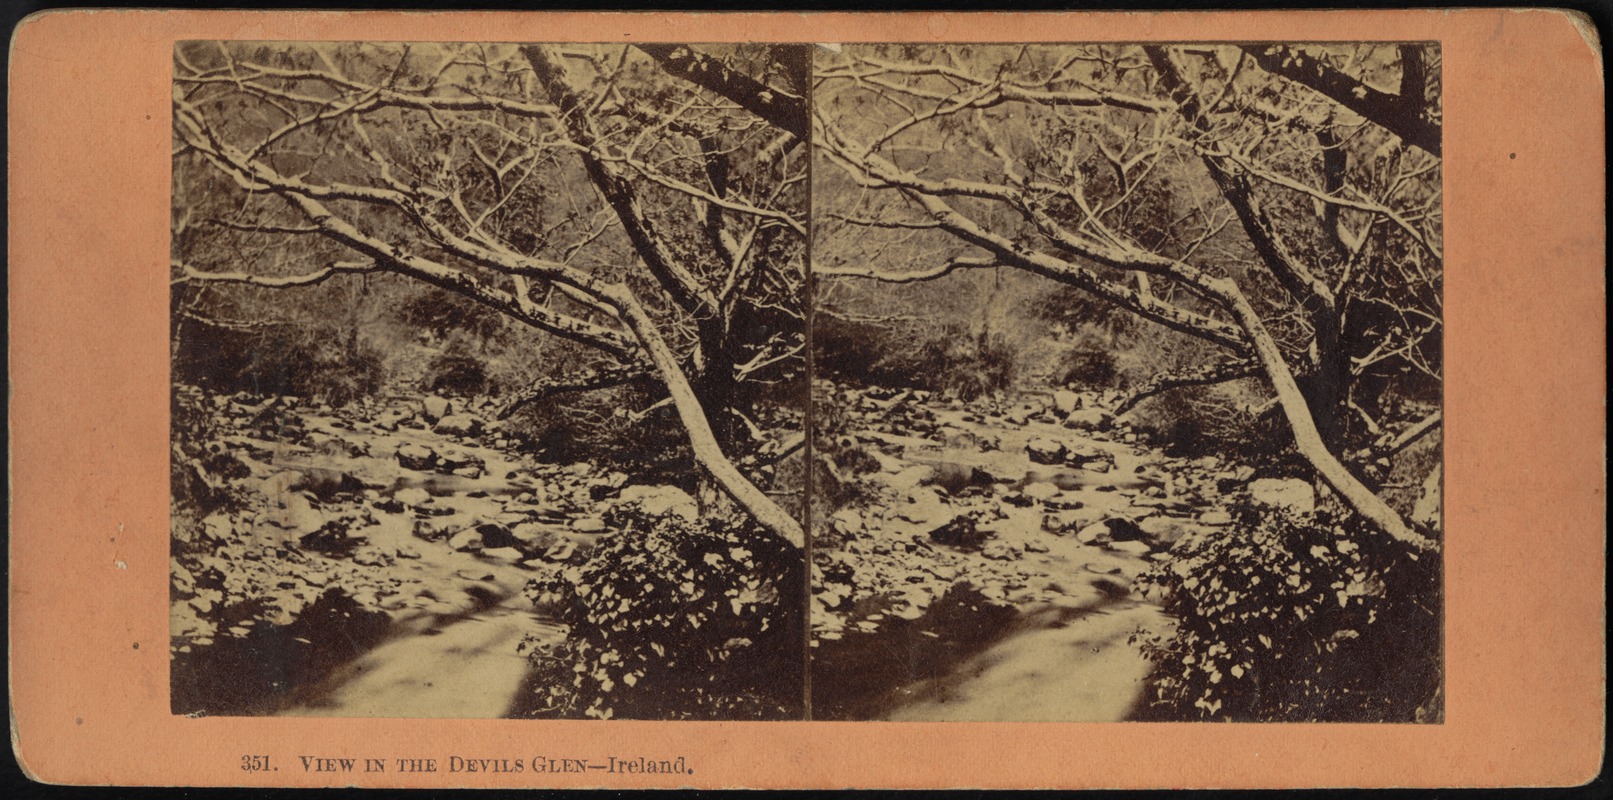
[169, 41, 810, 720]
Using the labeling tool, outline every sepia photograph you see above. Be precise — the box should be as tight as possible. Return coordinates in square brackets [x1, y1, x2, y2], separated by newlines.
[168, 40, 810, 720]
[9, 6, 1605, 788]
[808, 42, 1444, 722]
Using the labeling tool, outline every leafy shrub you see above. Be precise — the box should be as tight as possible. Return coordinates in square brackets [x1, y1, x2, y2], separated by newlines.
[421, 341, 490, 397]
[1054, 348, 1118, 388]
[502, 383, 693, 480]
[174, 321, 385, 407]
[920, 328, 1017, 401]
[1132, 498, 1441, 722]
[815, 315, 1016, 400]
[1132, 382, 1271, 460]
[519, 507, 803, 720]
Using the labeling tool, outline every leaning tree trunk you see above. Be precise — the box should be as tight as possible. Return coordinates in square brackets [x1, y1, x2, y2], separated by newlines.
[1217, 280, 1436, 552]
[606, 285, 805, 548]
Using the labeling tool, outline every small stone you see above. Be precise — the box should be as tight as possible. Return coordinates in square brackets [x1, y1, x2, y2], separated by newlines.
[481, 546, 524, 562]
[1108, 539, 1153, 556]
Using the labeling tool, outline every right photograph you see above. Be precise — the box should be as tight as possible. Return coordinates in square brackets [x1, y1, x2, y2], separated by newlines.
[808, 43, 1444, 722]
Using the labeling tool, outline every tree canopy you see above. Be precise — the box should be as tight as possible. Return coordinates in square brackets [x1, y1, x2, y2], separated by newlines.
[814, 43, 1442, 548]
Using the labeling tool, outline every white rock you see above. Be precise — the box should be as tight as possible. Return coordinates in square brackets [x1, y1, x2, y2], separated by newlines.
[447, 529, 484, 552]
[481, 546, 524, 562]
[1249, 478, 1316, 514]
[1053, 390, 1082, 416]
[422, 396, 453, 423]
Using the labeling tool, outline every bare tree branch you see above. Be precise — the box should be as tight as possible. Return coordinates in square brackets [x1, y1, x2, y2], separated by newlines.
[1239, 44, 1441, 156]
[634, 44, 808, 140]
[1114, 358, 1261, 416]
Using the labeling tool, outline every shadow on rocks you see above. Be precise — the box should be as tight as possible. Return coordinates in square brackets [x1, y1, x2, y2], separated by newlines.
[171, 588, 391, 717]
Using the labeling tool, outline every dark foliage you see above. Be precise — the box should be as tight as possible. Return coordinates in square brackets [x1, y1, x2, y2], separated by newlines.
[174, 319, 385, 407]
[1133, 498, 1442, 722]
[815, 314, 1016, 401]
[519, 506, 804, 720]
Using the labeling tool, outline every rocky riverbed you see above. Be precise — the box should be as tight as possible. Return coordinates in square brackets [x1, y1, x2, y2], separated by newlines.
[810, 381, 1313, 720]
[170, 386, 699, 717]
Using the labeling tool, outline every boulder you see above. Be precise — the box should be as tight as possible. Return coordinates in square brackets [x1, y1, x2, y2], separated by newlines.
[1063, 407, 1114, 431]
[200, 513, 234, 544]
[1199, 509, 1233, 526]
[434, 414, 482, 438]
[616, 484, 699, 520]
[571, 517, 607, 533]
[396, 443, 437, 471]
[297, 468, 366, 500]
[436, 449, 484, 473]
[393, 487, 431, 507]
[1020, 481, 1059, 502]
[258, 471, 303, 498]
[1249, 478, 1316, 514]
[463, 522, 522, 550]
[1053, 389, 1082, 416]
[299, 519, 366, 554]
[541, 540, 578, 562]
[1044, 507, 1105, 534]
[830, 508, 865, 537]
[1026, 438, 1067, 465]
[263, 494, 325, 534]
[421, 396, 453, 423]
[352, 548, 391, 567]
[510, 522, 563, 551]
[447, 529, 484, 552]
[1075, 517, 1147, 545]
[928, 514, 989, 549]
[898, 487, 949, 524]
[1139, 516, 1190, 546]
